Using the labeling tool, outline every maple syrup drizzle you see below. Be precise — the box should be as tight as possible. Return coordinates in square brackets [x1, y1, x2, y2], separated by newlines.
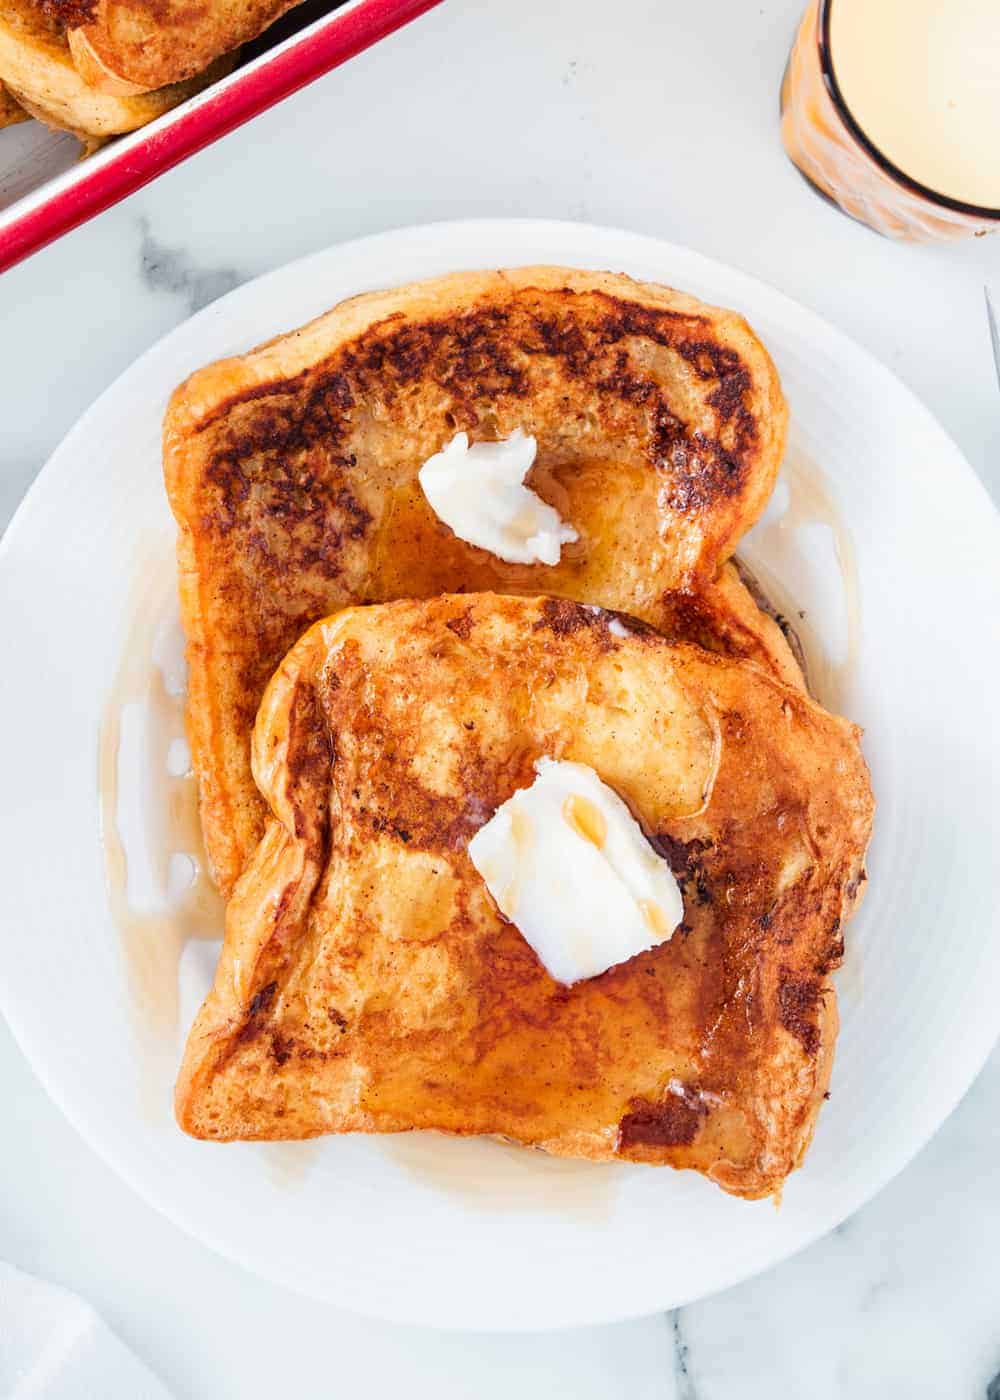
[562, 793, 607, 849]
[381, 1132, 620, 1221]
[97, 551, 225, 1129]
[100, 597, 223, 1039]
[739, 448, 860, 713]
[638, 898, 671, 941]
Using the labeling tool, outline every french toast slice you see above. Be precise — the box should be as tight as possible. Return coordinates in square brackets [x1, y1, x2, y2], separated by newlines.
[63, 0, 296, 91]
[0, 0, 229, 137]
[176, 593, 873, 1198]
[164, 266, 791, 897]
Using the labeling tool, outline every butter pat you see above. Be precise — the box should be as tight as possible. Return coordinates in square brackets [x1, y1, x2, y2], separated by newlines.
[418, 429, 577, 566]
[468, 758, 683, 984]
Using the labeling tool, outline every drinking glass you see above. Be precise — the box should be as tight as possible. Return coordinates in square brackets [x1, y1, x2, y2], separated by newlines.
[781, 0, 1000, 242]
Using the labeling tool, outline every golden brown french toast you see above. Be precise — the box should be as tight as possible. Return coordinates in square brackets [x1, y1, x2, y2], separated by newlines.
[176, 593, 873, 1198]
[0, 77, 27, 123]
[0, 0, 229, 137]
[164, 266, 791, 897]
[64, 0, 296, 91]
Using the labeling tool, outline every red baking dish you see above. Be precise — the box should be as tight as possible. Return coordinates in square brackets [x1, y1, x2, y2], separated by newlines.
[0, 0, 441, 274]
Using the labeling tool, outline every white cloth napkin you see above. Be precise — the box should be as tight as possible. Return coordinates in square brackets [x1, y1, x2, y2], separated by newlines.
[0, 1263, 172, 1399]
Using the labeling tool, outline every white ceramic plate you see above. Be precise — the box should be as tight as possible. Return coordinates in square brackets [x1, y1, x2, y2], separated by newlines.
[2, 221, 999, 1331]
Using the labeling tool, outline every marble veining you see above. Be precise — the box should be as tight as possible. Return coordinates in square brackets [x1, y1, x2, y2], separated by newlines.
[138, 217, 244, 315]
[670, 1310, 698, 1400]
[678, 1049, 1000, 1398]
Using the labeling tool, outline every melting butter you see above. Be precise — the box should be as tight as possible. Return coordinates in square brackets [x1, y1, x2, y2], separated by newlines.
[468, 758, 683, 985]
[418, 429, 578, 566]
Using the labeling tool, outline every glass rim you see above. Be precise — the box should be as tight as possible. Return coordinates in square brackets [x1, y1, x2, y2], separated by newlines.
[818, 0, 1000, 222]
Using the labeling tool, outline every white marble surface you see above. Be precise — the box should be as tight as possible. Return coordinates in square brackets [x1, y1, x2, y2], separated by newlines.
[1, 0, 999, 1395]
